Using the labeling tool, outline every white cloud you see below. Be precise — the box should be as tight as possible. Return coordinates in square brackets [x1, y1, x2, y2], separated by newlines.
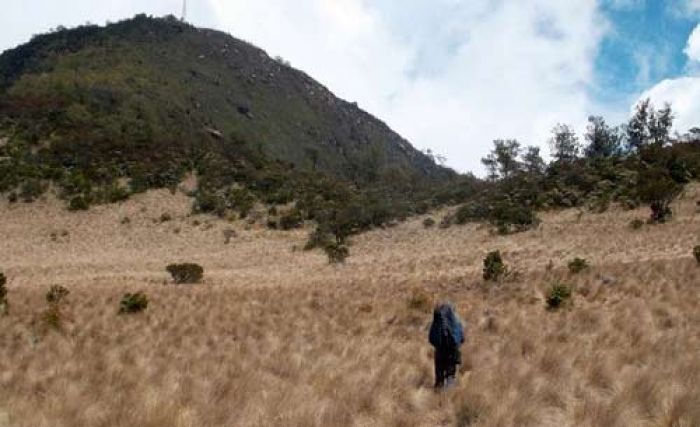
[635, 24, 700, 134]
[686, 24, 700, 62]
[686, 0, 700, 12]
[0, 0, 609, 174]
[640, 77, 700, 132]
[209, 0, 606, 173]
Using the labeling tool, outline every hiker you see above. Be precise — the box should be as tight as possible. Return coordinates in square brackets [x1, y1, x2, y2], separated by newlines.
[429, 302, 465, 388]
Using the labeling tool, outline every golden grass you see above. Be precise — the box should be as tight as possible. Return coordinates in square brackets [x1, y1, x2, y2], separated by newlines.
[1, 185, 700, 426]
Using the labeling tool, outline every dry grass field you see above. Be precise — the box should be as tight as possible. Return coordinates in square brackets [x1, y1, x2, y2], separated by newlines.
[1, 185, 700, 426]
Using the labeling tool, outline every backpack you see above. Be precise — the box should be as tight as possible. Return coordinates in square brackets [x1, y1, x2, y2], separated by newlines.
[429, 304, 464, 349]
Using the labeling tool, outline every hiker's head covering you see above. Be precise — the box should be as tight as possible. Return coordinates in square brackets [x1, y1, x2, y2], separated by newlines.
[429, 301, 464, 348]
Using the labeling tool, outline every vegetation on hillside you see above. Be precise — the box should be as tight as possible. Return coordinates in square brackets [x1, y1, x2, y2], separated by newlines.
[449, 100, 700, 232]
[0, 15, 463, 245]
[1, 15, 699, 254]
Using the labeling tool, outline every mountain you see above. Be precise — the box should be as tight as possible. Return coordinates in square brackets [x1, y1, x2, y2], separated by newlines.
[0, 15, 457, 221]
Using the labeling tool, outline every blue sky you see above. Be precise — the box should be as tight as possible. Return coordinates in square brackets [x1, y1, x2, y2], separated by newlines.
[1, 0, 700, 173]
[595, 1, 699, 111]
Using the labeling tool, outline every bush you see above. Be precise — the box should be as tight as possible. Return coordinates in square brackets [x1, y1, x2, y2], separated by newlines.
[304, 227, 333, 251]
[279, 209, 303, 230]
[630, 219, 644, 230]
[483, 251, 507, 281]
[68, 195, 90, 211]
[423, 217, 436, 228]
[567, 258, 589, 274]
[546, 282, 572, 310]
[223, 228, 237, 244]
[324, 242, 349, 264]
[694, 245, 700, 264]
[637, 166, 682, 224]
[0, 272, 7, 314]
[43, 285, 70, 330]
[119, 292, 148, 314]
[43, 305, 63, 330]
[166, 263, 204, 284]
[46, 285, 70, 304]
[407, 289, 431, 312]
[456, 199, 538, 234]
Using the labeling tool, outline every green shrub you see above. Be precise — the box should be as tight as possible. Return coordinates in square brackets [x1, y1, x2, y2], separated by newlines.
[423, 217, 436, 228]
[225, 188, 256, 219]
[483, 251, 507, 281]
[546, 282, 572, 310]
[407, 289, 431, 312]
[567, 258, 589, 274]
[630, 219, 644, 230]
[279, 209, 303, 230]
[43, 305, 63, 329]
[43, 285, 70, 330]
[166, 263, 204, 284]
[19, 179, 48, 202]
[46, 285, 70, 304]
[68, 195, 90, 211]
[193, 190, 225, 216]
[694, 245, 700, 264]
[0, 271, 7, 314]
[119, 292, 148, 314]
[324, 242, 349, 264]
[304, 227, 333, 251]
[456, 199, 538, 234]
[223, 228, 236, 244]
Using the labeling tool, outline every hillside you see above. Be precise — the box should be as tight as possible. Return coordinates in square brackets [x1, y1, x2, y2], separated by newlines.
[0, 15, 455, 218]
[1, 186, 700, 426]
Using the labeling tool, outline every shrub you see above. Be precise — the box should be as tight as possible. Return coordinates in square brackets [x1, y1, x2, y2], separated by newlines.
[407, 289, 431, 312]
[119, 292, 148, 314]
[567, 257, 589, 274]
[279, 209, 303, 230]
[439, 215, 453, 229]
[483, 251, 507, 281]
[694, 245, 700, 264]
[159, 212, 172, 222]
[43, 305, 63, 329]
[0, 272, 7, 314]
[324, 242, 349, 264]
[223, 228, 236, 244]
[68, 195, 90, 211]
[637, 166, 682, 224]
[630, 219, 644, 230]
[43, 285, 70, 330]
[46, 285, 70, 304]
[304, 227, 333, 251]
[166, 263, 204, 284]
[456, 199, 538, 234]
[546, 282, 572, 310]
[422, 217, 436, 228]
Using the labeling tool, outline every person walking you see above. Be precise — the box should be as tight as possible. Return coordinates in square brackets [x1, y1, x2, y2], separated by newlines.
[429, 302, 465, 389]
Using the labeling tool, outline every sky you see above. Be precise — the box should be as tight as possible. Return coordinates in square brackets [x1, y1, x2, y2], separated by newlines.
[1, 1, 700, 174]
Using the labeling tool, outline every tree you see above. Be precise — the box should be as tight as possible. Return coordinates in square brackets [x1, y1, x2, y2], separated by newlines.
[584, 116, 621, 159]
[521, 146, 546, 175]
[648, 103, 673, 146]
[627, 98, 651, 151]
[637, 166, 683, 223]
[549, 124, 580, 163]
[481, 139, 522, 180]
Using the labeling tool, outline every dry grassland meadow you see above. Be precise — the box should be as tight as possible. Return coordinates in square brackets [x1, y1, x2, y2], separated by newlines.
[1, 185, 700, 427]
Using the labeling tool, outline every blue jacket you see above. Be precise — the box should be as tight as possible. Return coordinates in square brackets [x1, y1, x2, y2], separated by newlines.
[429, 304, 465, 349]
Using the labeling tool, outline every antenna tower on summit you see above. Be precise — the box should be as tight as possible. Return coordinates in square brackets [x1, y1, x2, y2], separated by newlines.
[181, 0, 187, 22]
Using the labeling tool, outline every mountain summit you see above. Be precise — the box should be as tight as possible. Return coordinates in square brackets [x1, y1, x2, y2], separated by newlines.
[0, 15, 453, 215]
